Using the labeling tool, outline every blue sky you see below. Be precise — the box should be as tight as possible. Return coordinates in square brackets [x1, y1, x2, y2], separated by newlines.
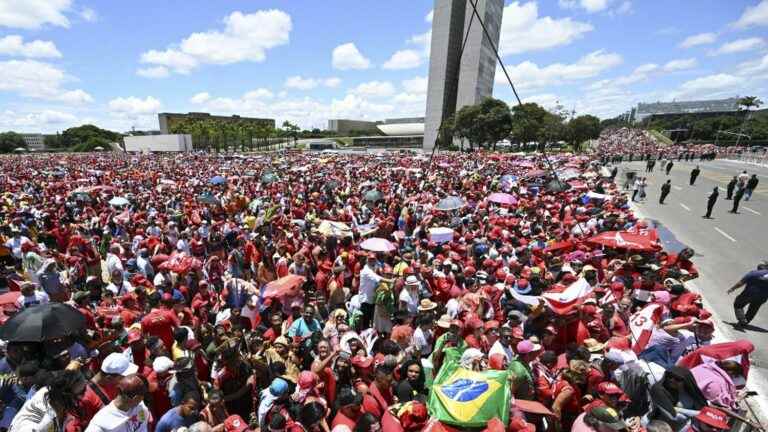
[1, 0, 767, 133]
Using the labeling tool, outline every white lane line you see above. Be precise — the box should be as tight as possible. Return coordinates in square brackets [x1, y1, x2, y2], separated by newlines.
[743, 207, 761, 215]
[673, 186, 683, 191]
[714, 227, 737, 242]
[679, 203, 691, 211]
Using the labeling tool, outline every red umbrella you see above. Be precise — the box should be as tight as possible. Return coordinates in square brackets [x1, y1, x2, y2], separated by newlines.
[587, 231, 659, 252]
[262, 274, 306, 300]
[487, 192, 517, 206]
[524, 169, 547, 179]
[678, 340, 755, 385]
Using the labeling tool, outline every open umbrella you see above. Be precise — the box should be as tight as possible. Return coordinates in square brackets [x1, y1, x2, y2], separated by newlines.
[261, 172, 279, 184]
[486, 192, 517, 206]
[197, 193, 219, 205]
[13, 147, 26, 153]
[93, 146, 105, 151]
[435, 196, 466, 211]
[360, 237, 397, 252]
[262, 275, 306, 300]
[316, 220, 353, 238]
[209, 175, 226, 185]
[0, 303, 86, 342]
[586, 231, 659, 252]
[363, 189, 384, 202]
[524, 169, 547, 179]
[108, 196, 130, 207]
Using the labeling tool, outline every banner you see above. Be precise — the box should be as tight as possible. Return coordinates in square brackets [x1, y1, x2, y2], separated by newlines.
[427, 362, 510, 428]
[629, 303, 663, 354]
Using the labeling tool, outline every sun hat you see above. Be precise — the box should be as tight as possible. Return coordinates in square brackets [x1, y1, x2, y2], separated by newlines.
[101, 352, 138, 376]
[417, 299, 438, 311]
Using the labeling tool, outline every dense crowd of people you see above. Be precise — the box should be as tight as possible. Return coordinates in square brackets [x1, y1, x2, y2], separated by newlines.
[0, 149, 759, 432]
[595, 128, 750, 163]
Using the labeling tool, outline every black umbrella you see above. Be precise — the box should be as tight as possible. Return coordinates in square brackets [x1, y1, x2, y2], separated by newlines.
[0, 303, 86, 342]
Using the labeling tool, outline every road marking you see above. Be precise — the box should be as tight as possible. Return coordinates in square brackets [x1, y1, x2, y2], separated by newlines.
[679, 203, 691, 211]
[673, 185, 683, 191]
[714, 227, 737, 242]
[744, 207, 761, 215]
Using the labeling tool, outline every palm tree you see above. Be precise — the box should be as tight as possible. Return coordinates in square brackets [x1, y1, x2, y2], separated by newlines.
[736, 96, 763, 146]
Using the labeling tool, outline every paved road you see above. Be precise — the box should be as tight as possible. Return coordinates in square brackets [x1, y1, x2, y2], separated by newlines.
[617, 159, 768, 366]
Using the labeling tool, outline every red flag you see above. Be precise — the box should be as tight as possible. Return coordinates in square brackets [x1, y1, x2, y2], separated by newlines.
[629, 304, 663, 353]
[678, 340, 755, 386]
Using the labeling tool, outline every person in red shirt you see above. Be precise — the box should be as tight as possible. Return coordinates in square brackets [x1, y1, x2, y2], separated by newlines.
[67, 352, 138, 432]
[141, 296, 180, 351]
[331, 388, 364, 430]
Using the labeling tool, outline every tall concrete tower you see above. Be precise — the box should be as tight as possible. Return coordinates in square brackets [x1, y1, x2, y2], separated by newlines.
[423, 0, 504, 150]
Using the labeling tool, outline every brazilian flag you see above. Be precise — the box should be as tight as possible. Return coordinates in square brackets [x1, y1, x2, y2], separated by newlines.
[427, 361, 511, 428]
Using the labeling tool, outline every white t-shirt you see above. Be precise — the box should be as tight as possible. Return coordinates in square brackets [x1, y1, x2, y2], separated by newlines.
[15, 291, 50, 309]
[9, 387, 59, 432]
[359, 265, 382, 304]
[398, 287, 419, 315]
[489, 340, 514, 362]
[85, 401, 151, 432]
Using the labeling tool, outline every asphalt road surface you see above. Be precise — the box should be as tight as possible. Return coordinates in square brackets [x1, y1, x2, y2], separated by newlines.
[617, 159, 768, 366]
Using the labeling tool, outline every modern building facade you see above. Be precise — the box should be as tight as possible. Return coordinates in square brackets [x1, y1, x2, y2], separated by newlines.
[158, 112, 274, 134]
[20, 133, 46, 151]
[424, 0, 504, 150]
[327, 119, 380, 134]
[634, 98, 741, 123]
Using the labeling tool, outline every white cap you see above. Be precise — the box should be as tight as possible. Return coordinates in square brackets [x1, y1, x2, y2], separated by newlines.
[152, 356, 174, 374]
[405, 275, 419, 285]
[101, 352, 138, 376]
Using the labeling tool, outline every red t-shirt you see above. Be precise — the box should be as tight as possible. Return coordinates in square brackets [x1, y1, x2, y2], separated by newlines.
[141, 308, 179, 350]
[67, 381, 118, 431]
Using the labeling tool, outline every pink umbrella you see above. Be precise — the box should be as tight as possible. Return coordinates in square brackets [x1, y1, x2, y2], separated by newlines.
[486, 192, 517, 206]
[360, 237, 397, 252]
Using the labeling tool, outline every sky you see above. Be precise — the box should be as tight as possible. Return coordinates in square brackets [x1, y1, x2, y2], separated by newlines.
[1, 0, 767, 133]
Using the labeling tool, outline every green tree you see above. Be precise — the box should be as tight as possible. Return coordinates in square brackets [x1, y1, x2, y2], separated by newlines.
[60, 124, 120, 148]
[44, 134, 65, 148]
[282, 121, 300, 147]
[453, 98, 513, 150]
[567, 114, 601, 152]
[738, 96, 764, 111]
[0, 132, 26, 153]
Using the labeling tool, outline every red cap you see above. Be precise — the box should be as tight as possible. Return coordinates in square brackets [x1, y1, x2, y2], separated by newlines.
[224, 414, 250, 432]
[695, 407, 730, 430]
[351, 356, 373, 369]
[161, 292, 173, 302]
[463, 266, 476, 277]
[597, 381, 625, 395]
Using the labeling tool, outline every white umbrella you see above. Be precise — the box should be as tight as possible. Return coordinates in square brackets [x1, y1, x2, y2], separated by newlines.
[359, 238, 397, 252]
[109, 196, 130, 206]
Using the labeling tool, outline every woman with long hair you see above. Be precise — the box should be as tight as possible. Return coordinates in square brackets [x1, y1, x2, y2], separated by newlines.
[394, 359, 426, 403]
[10, 370, 87, 432]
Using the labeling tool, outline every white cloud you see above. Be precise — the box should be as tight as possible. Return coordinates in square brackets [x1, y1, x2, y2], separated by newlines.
[1, 109, 77, 131]
[0, 59, 91, 104]
[285, 76, 319, 90]
[500, 2, 593, 55]
[426, 10, 433, 23]
[710, 37, 765, 55]
[136, 66, 169, 79]
[58, 89, 93, 104]
[108, 96, 162, 115]
[332, 43, 370, 70]
[190, 92, 210, 104]
[679, 32, 717, 48]
[382, 49, 422, 70]
[559, 0, 610, 13]
[402, 76, 428, 94]
[351, 81, 395, 98]
[324, 77, 342, 88]
[736, 53, 768, 76]
[663, 58, 697, 71]
[522, 93, 561, 109]
[500, 50, 622, 89]
[243, 88, 273, 99]
[80, 7, 96, 22]
[676, 73, 743, 98]
[0, 35, 61, 58]
[192, 90, 396, 130]
[284, 76, 342, 90]
[140, 10, 291, 74]
[732, 0, 768, 29]
[0, 0, 71, 29]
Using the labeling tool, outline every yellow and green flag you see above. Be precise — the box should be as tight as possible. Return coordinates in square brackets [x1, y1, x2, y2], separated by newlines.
[427, 362, 511, 428]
